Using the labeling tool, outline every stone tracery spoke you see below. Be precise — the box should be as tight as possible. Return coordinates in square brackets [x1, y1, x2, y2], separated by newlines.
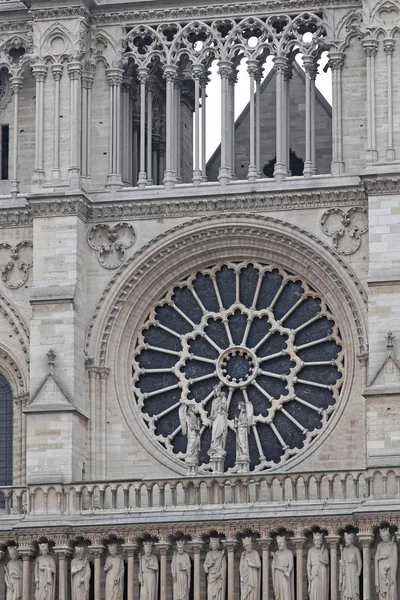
[133, 261, 344, 472]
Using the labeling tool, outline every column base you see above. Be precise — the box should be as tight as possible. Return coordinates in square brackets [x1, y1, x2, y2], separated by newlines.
[303, 160, 313, 178]
[11, 179, 20, 199]
[366, 148, 378, 164]
[235, 460, 250, 474]
[218, 166, 231, 186]
[31, 169, 45, 191]
[52, 169, 62, 185]
[202, 174, 208, 183]
[147, 178, 154, 186]
[209, 457, 225, 474]
[105, 173, 123, 191]
[273, 162, 286, 183]
[192, 168, 202, 185]
[185, 462, 198, 476]
[163, 169, 176, 191]
[137, 171, 147, 189]
[387, 148, 396, 161]
[68, 167, 81, 190]
[247, 165, 258, 182]
[331, 160, 345, 176]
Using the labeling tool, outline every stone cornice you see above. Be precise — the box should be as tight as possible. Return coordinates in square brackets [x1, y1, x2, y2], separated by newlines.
[27, 194, 91, 221]
[92, 0, 361, 25]
[89, 186, 367, 222]
[30, 6, 91, 21]
[0, 186, 367, 226]
[362, 176, 400, 196]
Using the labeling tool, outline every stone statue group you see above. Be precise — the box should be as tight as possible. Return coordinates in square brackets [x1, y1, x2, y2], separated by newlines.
[3, 527, 397, 600]
[180, 383, 254, 473]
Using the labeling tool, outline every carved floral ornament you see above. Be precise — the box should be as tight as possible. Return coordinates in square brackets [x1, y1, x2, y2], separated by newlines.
[0, 241, 32, 289]
[87, 223, 136, 269]
[320, 207, 368, 255]
[132, 261, 344, 474]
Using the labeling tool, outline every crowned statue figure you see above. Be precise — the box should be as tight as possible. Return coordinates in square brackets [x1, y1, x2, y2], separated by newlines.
[375, 527, 397, 600]
[307, 532, 329, 600]
[239, 537, 261, 600]
[339, 533, 362, 600]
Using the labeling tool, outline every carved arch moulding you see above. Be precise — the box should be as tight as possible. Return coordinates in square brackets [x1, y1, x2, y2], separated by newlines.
[85, 214, 368, 475]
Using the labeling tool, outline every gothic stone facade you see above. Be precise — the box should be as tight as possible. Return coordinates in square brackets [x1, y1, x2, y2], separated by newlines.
[0, 0, 399, 599]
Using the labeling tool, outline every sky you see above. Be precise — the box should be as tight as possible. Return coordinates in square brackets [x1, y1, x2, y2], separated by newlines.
[204, 52, 332, 160]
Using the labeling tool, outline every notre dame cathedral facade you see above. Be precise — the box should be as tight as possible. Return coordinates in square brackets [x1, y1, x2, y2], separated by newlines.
[0, 0, 399, 598]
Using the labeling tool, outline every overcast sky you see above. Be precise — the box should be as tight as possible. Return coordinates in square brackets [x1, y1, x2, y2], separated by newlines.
[204, 52, 332, 160]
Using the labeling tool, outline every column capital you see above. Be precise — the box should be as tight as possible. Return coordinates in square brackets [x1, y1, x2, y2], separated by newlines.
[187, 540, 203, 553]
[10, 75, 23, 93]
[325, 534, 341, 548]
[31, 64, 47, 81]
[217, 60, 232, 79]
[106, 67, 123, 87]
[357, 532, 374, 547]
[191, 64, 203, 79]
[155, 542, 170, 556]
[67, 61, 82, 80]
[222, 539, 237, 552]
[53, 545, 73, 558]
[247, 58, 259, 76]
[98, 367, 110, 380]
[362, 38, 379, 56]
[82, 72, 94, 89]
[90, 544, 105, 556]
[383, 38, 395, 54]
[51, 64, 63, 81]
[257, 536, 272, 550]
[163, 64, 178, 82]
[291, 536, 307, 548]
[328, 51, 345, 71]
[122, 542, 138, 556]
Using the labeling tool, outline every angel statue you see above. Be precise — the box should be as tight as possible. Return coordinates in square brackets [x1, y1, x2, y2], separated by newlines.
[234, 400, 253, 471]
[179, 404, 202, 474]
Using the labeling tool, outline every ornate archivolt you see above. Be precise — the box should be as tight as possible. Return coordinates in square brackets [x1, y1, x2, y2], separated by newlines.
[85, 214, 368, 475]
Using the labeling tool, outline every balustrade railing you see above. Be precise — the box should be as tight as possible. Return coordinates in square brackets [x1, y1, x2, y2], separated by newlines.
[2, 468, 400, 518]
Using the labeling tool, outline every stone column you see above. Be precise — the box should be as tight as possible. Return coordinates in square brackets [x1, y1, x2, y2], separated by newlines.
[218, 60, 232, 185]
[91, 545, 104, 600]
[247, 59, 258, 182]
[255, 67, 262, 177]
[163, 64, 178, 189]
[31, 64, 47, 189]
[105, 68, 124, 190]
[192, 65, 203, 185]
[81, 71, 94, 183]
[50, 65, 63, 183]
[156, 542, 169, 600]
[223, 539, 236, 600]
[228, 68, 236, 179]
[54, 544, 72, 600]
[273, 56, 288, 182]
[362, 39, 379, 164]
[325, 535, 340, 600]
[10, 75, 23, 198]
[122, 541, 137, 600]
[291, 536, 306, 600]
[200, 74, 208, 181]
[384, 38, 395, 161]
[328, 51, 345, 176]
[309, 62, 318, 175]
[188, 540, 203, 600]
[99, 367, 109, 479]
[146, 81, 154, 185]
[121, 76, 133, 185]
[19, 544, 34, 600]
[258, 536, 271, 600]
[358, 532, 373, 600]
[284, 65, 292, 175]
[68, 61, 82, 189]
[302, 55, 314, 178]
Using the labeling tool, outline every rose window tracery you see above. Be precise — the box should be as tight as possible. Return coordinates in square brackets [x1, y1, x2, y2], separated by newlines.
[132, 262, 344, 472]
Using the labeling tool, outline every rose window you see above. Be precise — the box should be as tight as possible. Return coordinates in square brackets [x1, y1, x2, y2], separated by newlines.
[132, 262, 344, 472]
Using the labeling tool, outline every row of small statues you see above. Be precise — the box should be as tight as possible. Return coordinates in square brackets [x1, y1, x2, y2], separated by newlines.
[3, 528, 397, 600]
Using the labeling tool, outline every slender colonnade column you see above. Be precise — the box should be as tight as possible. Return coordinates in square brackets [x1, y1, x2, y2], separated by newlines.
[200, 74, 208, 181]
[328, 51, 345, 176]
[358, 532, 373, 600]
[91, 544, 104, 600]
[192, 65, 203, 185]
[106, 67, 123, 189]
[32, 63, 47, 188]
[273, 56, 288, 182]
[146, 81, 154, 185]
[10, 75, 23, 198]
[258, 536, 271, 600]
[68, 61, 82, 188]
[255, 67, 262, 177]
[218, 60, 232, 185]
[163, 64, 178, 189]
[326, 534, 340, 600]
[362, 39, 379, 164]
[51, 65, 63, 183]
[384, 38, 395, 161]
[303, 55, 313, 178]
[223, 539, 236, 600]
[122, 541, 137, 600]
[247, 59, 258, 182]
[292, 535, 306, 600]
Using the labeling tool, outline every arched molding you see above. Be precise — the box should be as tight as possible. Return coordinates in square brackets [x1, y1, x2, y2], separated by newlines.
[0, 290, 30, 364]
[85, 214, 368, 476]
[333, 9, 366, 52]
[0, 343, 27, 397]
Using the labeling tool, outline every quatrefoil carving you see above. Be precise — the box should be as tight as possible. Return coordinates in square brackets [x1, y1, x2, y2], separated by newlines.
[320, 206, 368, 255]
[0, 241, 33, 289]
[87, 222, 136, 269]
